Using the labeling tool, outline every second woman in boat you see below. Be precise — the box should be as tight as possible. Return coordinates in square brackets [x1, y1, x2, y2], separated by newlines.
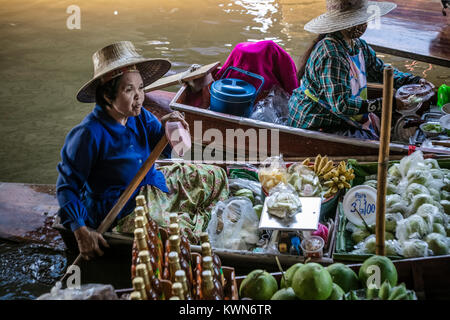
[288, 0, 434, 139]
[56, 41, 188, 260]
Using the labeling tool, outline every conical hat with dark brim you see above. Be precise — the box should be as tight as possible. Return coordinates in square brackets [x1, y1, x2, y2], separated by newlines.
[76, 41, 171, 103]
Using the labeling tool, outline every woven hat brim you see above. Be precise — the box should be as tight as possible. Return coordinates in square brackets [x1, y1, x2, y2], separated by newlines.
[304, 1, 397, 34]
[76, 58, 171, 103]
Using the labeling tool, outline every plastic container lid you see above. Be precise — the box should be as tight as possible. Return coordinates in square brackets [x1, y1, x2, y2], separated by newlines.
[342, 185, 377, 227]
[210, 78, 256, 103]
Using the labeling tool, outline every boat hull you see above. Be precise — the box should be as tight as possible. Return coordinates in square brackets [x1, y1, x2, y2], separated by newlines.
[170, 85, 411, 159]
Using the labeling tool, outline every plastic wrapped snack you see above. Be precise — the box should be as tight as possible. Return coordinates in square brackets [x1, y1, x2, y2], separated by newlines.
[265, 183, 302, 219]
[258, 155, 287, 193]
[286, 163, 322, 197]
[395, 82, 434, 113]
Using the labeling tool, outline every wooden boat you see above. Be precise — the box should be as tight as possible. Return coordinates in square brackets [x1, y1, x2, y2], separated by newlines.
[142, 68, 450, 161]
[169, 82, 450, 159]
[235, 255, 450, 300]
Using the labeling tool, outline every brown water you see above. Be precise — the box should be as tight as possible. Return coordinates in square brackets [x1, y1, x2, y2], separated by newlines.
[0, 0, 448, 185]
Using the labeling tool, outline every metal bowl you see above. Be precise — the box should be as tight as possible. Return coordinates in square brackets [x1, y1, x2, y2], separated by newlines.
[419, 122, 443, 138]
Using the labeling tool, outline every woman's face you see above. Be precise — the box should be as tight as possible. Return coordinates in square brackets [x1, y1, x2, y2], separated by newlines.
[109, 72, 145, 118]
[343, 23, 368, 39]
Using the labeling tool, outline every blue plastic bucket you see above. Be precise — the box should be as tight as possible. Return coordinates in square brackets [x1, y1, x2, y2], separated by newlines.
[210, 66, 264, 118]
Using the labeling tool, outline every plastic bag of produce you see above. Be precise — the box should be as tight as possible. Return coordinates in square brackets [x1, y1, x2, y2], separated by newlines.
[424, 233, 450, 255]
[351, 227, 371, 245]
[396, 215, 429, 241]
[207, 197, 260, 251]
[416, 203, 447, 231]
[398, 150, 426, 178]
[37, 282, 119, 300]
[286, 163, 322, 197]
[424, 158, 440, 170]
[229, 178, 264, 205]
[406, 194, 439, 217]
[250, 85, 290, 125]
[385, 240, 403, 256]
[401, 239, 430, 258]
[351, 235, 402, 256]
[405, 183, 430, 201]
[386, 197, 409, 217]
[258, 155, 287, 193]
[385, 213, 404, 233]
[440, 200, 450, 214]
[388, 163, 402, 182]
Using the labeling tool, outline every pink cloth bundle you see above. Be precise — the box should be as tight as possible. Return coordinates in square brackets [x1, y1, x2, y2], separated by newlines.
[215, 40, 299, 97]
[312, 223, 329, 245]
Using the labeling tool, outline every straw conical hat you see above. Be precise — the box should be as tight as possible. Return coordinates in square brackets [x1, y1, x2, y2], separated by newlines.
[76, 41, 171, 103]
[304, 0, 396, 34]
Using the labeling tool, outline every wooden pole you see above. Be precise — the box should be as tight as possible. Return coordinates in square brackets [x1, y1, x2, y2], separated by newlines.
[375, 66, 394, 256]
[59, 135, 169, 283]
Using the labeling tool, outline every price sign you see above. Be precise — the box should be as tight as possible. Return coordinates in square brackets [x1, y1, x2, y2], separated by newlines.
[342, 185, 377, 226]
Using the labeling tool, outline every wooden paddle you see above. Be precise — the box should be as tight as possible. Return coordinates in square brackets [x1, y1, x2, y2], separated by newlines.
[375, 66, 394, 256]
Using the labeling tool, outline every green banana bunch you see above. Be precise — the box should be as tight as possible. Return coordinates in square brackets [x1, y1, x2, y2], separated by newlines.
[366, 286, 379, 300]
[388, 283, 407, 300]
[378, 280, 392, 300]
[344, 290, 360, 300]
[367, 282, 417, 300]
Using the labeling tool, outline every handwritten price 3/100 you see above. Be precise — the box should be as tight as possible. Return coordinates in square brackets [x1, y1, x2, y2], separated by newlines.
[350, 198, 375, 215]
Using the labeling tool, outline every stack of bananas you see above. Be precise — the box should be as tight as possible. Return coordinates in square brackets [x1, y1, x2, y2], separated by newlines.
[302, 155, 355, 198]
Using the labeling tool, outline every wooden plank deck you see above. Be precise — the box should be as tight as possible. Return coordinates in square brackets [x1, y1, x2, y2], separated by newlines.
[363, 0, 450, 67]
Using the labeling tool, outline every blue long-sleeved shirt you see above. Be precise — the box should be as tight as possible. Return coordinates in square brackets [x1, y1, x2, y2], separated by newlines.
[56, 104, 171, 232]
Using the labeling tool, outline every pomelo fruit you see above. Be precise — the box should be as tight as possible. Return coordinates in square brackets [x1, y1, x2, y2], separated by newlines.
[291, 263, 333, 300]
[359, 255, 398, 288]
[326, 263, 359, 293]
[328, 283, 345, 300]
[280, 263, 303, 288]
[271, 287, 297, 300]
[239, 269, 278, 300]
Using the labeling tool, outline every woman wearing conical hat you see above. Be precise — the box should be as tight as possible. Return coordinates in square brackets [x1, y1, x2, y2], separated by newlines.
[56, 41, 188, 260]
[288, 0, 434, 139]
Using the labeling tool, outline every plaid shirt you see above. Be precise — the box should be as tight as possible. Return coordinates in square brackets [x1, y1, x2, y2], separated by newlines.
[288, 32, 421, 130]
